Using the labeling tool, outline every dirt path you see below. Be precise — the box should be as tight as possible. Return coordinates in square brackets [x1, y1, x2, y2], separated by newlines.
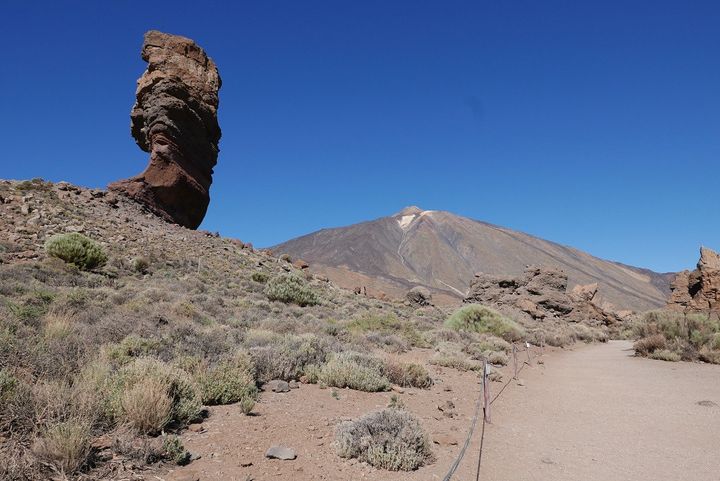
[157, 342, 720, 481]
[483, 340, 720, 481]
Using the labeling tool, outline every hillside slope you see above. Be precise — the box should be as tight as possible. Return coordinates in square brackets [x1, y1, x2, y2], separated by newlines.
[274, 206, 673, 311]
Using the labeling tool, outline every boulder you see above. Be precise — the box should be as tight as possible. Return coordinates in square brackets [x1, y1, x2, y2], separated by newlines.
[109, 31, 222, 229]
[406, 286, 432, 306]
[265, 446, 296, 460]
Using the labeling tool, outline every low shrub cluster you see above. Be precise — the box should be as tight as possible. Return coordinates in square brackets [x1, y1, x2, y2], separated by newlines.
[633, 310, 720, 363]
[335, 408, 433, 471]
[264, 273, 319, 306]
[445, 304, 525, 342]
[247, 331, 335, 383]
[319, 352, 390, 392]
[45, 233, 108, 270]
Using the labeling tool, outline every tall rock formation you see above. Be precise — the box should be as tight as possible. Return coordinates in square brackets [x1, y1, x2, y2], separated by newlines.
[109, 31, 221, 229]
[668, 247, 720, 312]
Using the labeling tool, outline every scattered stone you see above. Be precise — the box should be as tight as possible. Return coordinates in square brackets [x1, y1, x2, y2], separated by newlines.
[265, 380, 290, 393]
[391, 385, 405, 394]
[293, 259, 309, 270]
[517, 379, 526, 386]
[108, 30, 222, 229]
[265, 446, 296, 460]
[288, 380, 300, 389]
[437, 400, 456, 418]
[187, 423, 205, 433]
[697, 400, 717, 407]
[432, 434, 459, 446]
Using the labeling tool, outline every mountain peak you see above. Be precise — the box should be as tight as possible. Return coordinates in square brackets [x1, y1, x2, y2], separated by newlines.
[395, 206, 424, 216]
[273, 207, 671, 311]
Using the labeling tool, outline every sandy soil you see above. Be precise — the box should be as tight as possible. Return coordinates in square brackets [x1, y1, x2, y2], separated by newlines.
[155, 342, 720, 481]
[483, 340, 720, 481]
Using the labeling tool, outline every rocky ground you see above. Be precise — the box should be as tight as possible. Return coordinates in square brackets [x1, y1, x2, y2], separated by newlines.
[0, 178, 609, 480]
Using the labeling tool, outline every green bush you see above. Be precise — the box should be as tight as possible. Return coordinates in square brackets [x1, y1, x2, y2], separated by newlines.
[251, 271, 269, 283]
[196, 351, 258, 405]
[0, 369, 17, 403]
[319, 352, 390, 392]
[45, 233, 107, 270]
[445, 304, 525, 341]
[264, 273, 319, 306]
[163, 435, 191, 465]
[335, 408, 433, 470]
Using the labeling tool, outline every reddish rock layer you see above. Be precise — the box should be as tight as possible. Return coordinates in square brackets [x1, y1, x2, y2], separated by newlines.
[109, 30, 221, 229]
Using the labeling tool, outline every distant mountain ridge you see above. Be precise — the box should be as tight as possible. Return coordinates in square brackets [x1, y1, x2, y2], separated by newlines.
[273, 206, 673, 311]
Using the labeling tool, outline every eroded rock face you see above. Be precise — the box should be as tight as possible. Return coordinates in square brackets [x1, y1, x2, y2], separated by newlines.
[109, 30, 221, 229]
[464, 266, 621, 325]
[668, 247, 720, 312]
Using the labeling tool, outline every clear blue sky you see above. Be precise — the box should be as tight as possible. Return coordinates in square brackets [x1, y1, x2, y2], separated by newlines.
[2, 1, 718, 272]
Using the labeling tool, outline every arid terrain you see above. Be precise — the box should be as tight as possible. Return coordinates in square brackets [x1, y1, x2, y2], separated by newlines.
[2, 27, 718, 481]
[155, 341, 720, 481]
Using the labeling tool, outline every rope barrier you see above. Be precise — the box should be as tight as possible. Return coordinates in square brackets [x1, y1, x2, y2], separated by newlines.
[441, 371, 485, 481]
[443, 342, 543, 480]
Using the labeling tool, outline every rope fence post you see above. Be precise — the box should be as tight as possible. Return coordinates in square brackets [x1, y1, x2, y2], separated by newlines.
[525, 341, 532, 365]
[512, 343, 518, 379]
[482, 359, 491, 424]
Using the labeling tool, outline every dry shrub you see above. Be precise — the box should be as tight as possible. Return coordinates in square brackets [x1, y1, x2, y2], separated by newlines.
[634, 334, 666, 356]
[248, 331, 335, 383]
[195, 350, 258, 405]
[120, 377, 172, 434]
[649, 349, 681, 362]
[488, 351, 509, 366]
[428, 342, 481, 372]
[319, 352, 390, 392]
[32, 419, 92, 474]
[335, 408, 433, 471]
[109, 357, 202, 428]
[383, 360, 432, 388]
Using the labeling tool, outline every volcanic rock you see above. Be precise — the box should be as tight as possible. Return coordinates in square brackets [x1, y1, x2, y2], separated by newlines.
[109, 30, 221, 229]
[406, 286, 433, 306]
[668, 247, 720, 312]
[465, 265, 620, 325]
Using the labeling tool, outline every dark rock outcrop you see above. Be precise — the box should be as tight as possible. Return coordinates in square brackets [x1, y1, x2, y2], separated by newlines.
[406, 286, 433, 307]
[464, 266, 621, 325]
[109, 30, 221, 229]
[668, 247, 720, 312]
